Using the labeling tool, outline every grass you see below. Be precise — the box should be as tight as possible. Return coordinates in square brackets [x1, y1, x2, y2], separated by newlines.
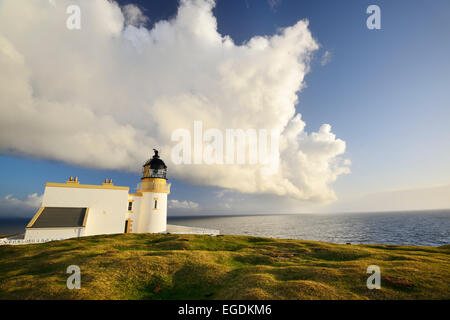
[0, 233, 449, 300]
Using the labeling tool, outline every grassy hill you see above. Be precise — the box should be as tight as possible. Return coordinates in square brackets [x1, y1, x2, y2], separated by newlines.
[0, 233, 449, 299]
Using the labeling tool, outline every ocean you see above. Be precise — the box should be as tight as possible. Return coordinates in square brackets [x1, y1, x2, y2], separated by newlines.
[169, 210, 450, 247]
[1, 210, 449, 246]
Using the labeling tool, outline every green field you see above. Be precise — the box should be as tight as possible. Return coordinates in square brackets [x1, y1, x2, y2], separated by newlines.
[0, 233, 449, 299]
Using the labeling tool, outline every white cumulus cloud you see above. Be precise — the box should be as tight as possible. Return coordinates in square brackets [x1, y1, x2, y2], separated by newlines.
[0, 0, 349, 203]
[2, 193, 43, 209]
[122, 4, 149, 27]
[169, 199, 200, 210]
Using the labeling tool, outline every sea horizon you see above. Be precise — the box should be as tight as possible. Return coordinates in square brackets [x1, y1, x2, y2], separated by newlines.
[2, 209, 449, 247]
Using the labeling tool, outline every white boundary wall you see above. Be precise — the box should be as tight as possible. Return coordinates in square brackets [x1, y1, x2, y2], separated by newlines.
[25, 227, 84, 241]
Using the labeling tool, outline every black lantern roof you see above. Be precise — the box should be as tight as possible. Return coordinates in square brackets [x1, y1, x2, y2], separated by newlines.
[142, 149, 167, 179]
[144, 149, 167, 169]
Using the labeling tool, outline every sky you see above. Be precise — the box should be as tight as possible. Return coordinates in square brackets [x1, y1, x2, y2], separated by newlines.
[0, 0, 449, 218]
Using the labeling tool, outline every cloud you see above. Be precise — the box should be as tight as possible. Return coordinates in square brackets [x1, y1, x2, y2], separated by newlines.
[0, 193, 42, 217]
[0, 0, 349, 203]
[2, 193, 42, 208]
[169, 199, 200, 209]
[122, 4, 149, 27]
[267, 0, 282, 10]
[324, 184, 450, 213]
[320, 50, 332, 66]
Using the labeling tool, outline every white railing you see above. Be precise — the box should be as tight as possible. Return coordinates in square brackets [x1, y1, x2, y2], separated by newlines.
[0, 238, 64, 246]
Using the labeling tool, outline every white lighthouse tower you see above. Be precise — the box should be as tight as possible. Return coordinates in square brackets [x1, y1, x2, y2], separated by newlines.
[137, 149, 170, 233]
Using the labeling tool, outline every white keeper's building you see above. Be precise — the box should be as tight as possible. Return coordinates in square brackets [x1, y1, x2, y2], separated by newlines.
[24, 150, 171, 241]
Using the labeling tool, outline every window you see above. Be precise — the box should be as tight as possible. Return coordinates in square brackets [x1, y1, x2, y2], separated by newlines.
[128, 201, 133, 211]
[154, 199, 158, 209]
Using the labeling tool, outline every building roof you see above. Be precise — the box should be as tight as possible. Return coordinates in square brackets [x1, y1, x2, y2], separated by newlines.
[27, 207, 88, 229]
[144, 149, 167, 170]
[45, 182, 129, 191]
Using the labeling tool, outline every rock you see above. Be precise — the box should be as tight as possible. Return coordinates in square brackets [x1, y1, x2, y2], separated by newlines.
[383, 275, 415, 288]
[154, 285, 162, 293]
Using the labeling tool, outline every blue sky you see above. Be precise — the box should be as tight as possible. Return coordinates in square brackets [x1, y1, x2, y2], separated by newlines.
[0, 0, 449, 217]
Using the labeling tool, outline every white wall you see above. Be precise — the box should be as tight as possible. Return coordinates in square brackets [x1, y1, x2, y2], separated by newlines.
[126, 196, 142, 233]
[41, 186, 129, 236]
[25, 227, 84, 240]
[138, 192, 167, 233]
[23, 181, 170, 240]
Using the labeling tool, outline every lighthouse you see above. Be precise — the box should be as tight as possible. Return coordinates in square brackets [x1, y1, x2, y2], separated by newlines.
[19, 149, 222, 245]
[136, 149, 171, 233]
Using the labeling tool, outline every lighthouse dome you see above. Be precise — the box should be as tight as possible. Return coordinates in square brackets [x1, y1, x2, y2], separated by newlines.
[142, 149, 167, 179]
